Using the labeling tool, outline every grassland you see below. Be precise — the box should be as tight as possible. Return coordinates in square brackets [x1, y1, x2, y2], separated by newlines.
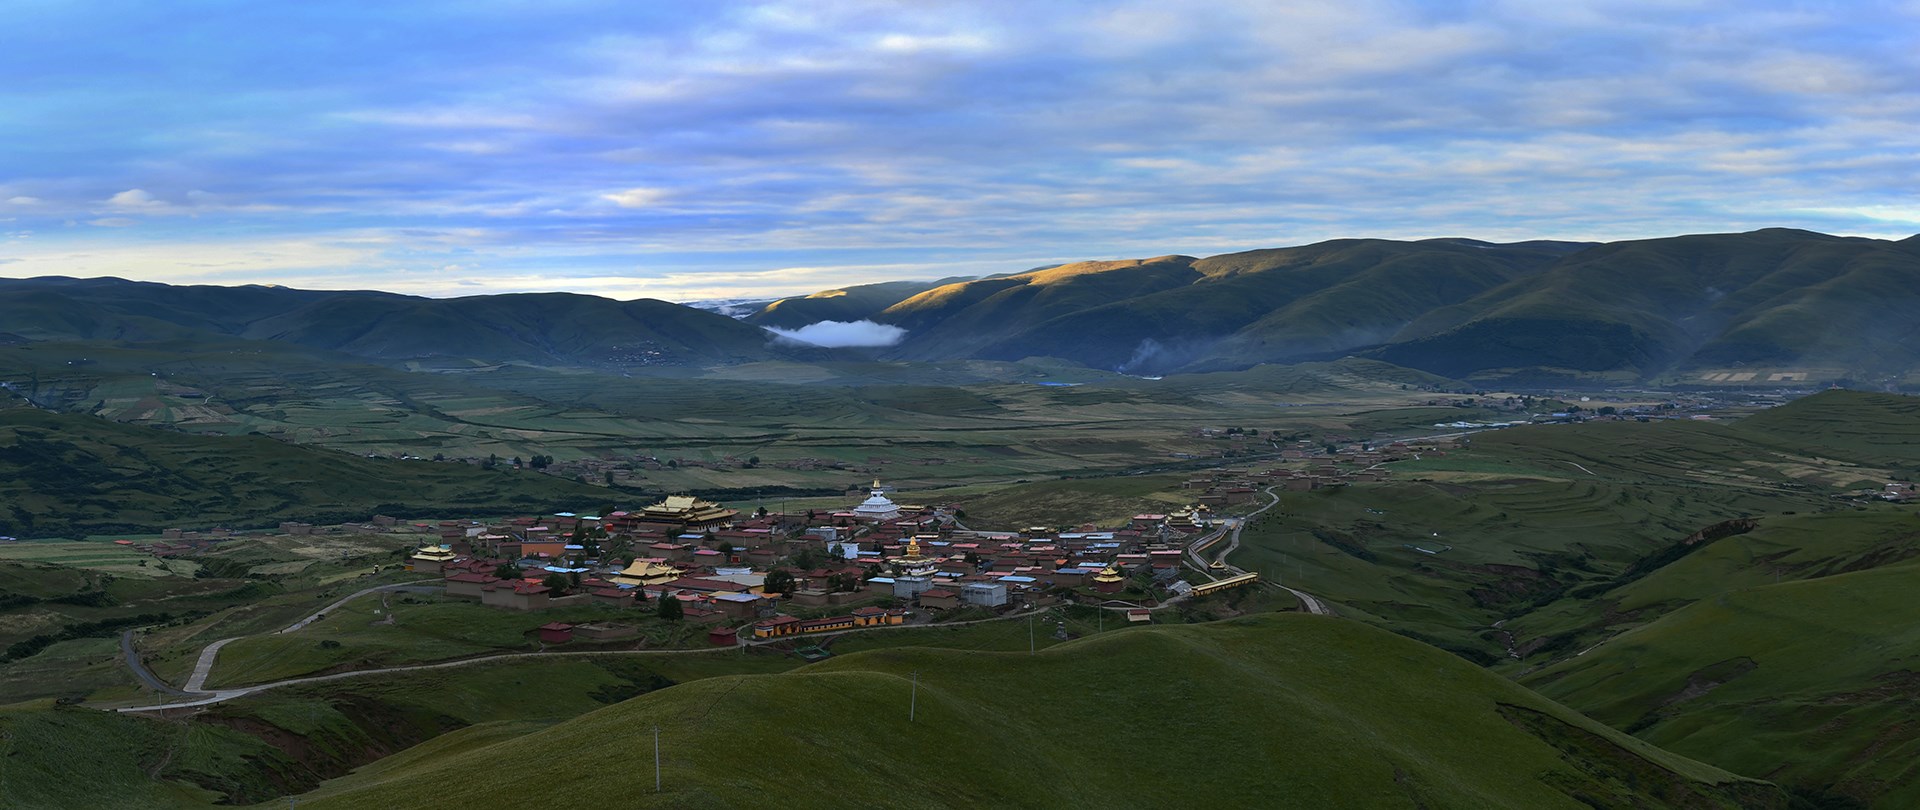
[282, 614, 1783, 809]
[1, 652, 799, 808]
[0, 406, 611, 538]
[1524, 560, 1920, 806]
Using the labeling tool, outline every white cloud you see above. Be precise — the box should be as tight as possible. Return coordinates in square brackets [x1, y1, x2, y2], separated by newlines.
[87, 217, 138, 227]
[601, 187, 671, 208]
[105, 189, 165, 210]
[6, 196, 41, 205]
[764, 319, 908, 347]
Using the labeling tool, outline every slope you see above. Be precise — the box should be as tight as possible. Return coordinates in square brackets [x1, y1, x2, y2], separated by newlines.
[1524, 561, 1920, 806]
[746, 278, 970, 329]
[1374, 229, 1920, 379]
[0, 407, 610, 536]
[879, 240, 1563, 372]
[287, 614, 1782, 810]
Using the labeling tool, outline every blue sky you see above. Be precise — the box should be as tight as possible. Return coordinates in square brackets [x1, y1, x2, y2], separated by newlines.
[3, 0, 1918, 300]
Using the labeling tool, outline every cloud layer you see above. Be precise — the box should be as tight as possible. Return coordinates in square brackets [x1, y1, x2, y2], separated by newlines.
[3, 1, 1918, 298]
[764, 320, 909, 348]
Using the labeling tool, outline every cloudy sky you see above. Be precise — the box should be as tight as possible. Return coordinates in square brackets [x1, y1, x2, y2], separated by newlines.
[3, 1, 1918, 300]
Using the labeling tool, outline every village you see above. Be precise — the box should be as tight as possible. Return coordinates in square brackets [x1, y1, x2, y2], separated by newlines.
[90, 436, 1466, 663]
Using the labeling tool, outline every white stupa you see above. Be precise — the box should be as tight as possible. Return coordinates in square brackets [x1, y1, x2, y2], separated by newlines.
[852, 479, 902, 522]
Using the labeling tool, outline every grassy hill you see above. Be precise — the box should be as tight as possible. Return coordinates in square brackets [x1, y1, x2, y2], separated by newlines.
[876, 241, 1559, 373]
[0, 278, 796, 369]
[1373, 229, 1920, 380]
[746, 278, 967, 329]
[0, 407, 611, 537]
[285, 614, 1781, 809]
[1524, 560, 1920, 806]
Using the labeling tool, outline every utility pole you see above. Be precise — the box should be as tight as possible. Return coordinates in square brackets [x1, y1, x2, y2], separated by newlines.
[653, 725, 661, 792]
[1029, 615, 1035, 654]
[909, 670, 919, 723]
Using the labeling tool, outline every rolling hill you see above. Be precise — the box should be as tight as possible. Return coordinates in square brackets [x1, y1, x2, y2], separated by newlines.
[286, 614, 1782, 809]
[0, 406, 611, 536]
[0, 278, 796, 368]
[737, 229, 1919, 381]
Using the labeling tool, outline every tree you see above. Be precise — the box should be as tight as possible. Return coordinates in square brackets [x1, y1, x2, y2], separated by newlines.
[747, 455, 760, 467]
[493, 562, 520, 580]
[542, 573, 570, 595]
[765, 569, 798, 595]
[666, 459, 679, 468]
[656, 596, 683, 621]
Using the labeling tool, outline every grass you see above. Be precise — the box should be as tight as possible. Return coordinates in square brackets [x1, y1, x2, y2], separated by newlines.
[203, 595, 707, 688]
[282, 614, 1782, 810]
[1524, 560, 1920, 805]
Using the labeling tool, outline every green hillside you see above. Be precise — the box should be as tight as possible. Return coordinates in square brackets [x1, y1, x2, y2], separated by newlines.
[1525, 561, 1920, 806]
[285, 615, 1780, 810]
[878, 240, 1557, 372]
[1375, 229, 1920, 380]
[0, 278, 796, 369]
[0, 407, 610, 536]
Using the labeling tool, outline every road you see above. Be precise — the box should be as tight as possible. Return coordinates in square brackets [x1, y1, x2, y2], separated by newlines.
[1185, 485, 1337, 616]
[119, 630, 195, 698]
[121, 579, 448, 698]
[113, 606, 1062, 714]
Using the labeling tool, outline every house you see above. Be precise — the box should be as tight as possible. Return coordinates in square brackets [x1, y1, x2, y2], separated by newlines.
[481, 581, 552, 610]
[444, 572, 500, 599]
[961, 581, 1008, 608]
[918, 588, 961, 609]
[753, 615, 803, 639]
[709, 626, 739, 646]
[891, 576, 933, 600]
[590, 587, 636, 608]
[537, 622, 574, 643]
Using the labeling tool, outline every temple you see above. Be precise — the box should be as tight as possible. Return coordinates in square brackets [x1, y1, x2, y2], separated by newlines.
[893, 534, 938, 577]
[851, 479, 902, 522]
[610, 558, 685, 587]
[636, 495, 738, 532]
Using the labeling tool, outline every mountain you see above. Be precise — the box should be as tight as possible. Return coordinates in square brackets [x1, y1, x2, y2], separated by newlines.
[745, 276, 979, 329]
[0, 406, 610, 536]
[867, 239, 1576, 372]
[0, 278, 796, 368]
[1371, 229, 1920, 379]
[744, 229, 1919, 380]
[286, 614, 1782, 809]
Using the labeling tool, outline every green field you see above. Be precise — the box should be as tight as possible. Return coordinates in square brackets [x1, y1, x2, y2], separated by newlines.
[1525, 561, 1920, 805]
[281, 614, 1782, 809]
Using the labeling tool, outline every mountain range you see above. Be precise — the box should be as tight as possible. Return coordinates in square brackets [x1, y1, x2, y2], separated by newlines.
[5, 228, 1916, 382]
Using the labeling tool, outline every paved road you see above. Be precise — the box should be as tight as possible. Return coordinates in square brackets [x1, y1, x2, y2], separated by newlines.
[280, 580, 442, 634]
[114, 606, 1063, 713]
[119, 630, 194, 698]
[124, 579, 448, 698]
[1185, 485, 1338, 617]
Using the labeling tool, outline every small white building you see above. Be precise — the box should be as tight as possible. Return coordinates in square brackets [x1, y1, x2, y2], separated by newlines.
[960, 581, 1008, 608]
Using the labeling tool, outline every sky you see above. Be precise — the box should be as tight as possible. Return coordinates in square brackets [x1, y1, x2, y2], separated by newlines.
[3, 0, 1918, 301]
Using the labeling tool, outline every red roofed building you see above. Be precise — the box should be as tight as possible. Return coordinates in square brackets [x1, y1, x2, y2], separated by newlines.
[537, 622, 574, 643]
[918, 588, 961, 609]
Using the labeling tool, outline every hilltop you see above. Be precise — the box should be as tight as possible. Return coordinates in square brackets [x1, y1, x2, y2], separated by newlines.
[285, 615, 1780, 809]
[746, 229, 1920, 382]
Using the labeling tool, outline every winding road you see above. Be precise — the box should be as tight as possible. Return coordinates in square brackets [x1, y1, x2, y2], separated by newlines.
[1186, 485, 1337, 617]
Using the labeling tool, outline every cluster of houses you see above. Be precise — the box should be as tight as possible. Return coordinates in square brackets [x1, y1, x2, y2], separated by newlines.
[402, 482, 1237, 647]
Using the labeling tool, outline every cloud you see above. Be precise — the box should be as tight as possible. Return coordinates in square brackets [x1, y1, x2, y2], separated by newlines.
[105, 189, 165, 210]
[601, 187, 672, 208]
[87, 217, 138, 227]
[2, 0, 1917, 295]
[764, 319, 908, 347]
